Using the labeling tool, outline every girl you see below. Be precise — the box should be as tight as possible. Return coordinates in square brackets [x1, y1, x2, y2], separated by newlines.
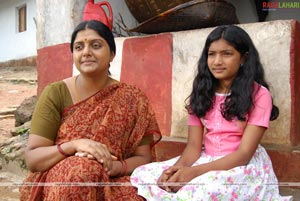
[130, 25, 291, 200]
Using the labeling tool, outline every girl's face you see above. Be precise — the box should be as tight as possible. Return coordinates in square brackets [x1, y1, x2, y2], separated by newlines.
[207, 38, 244, 84]
[73, 28, 114, 77]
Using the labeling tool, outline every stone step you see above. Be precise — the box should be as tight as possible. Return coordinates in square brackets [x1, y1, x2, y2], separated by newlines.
[0, 78, 37, 85]
[279, 186, 300, 199]
[0, 107, 17, 116]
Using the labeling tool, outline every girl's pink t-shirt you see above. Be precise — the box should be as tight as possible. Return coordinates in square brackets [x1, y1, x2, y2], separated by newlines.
[188, 83, 272, 156]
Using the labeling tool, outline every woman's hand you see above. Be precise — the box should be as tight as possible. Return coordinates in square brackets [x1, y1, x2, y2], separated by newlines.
[71, 139, 117, 171]
[158, 166, 198, 193]
[106, 161, 123, 177]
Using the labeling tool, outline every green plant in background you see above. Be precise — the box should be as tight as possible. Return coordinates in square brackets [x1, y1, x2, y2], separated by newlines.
[0, 130, 29, 171]
[16, 127, 30, 135]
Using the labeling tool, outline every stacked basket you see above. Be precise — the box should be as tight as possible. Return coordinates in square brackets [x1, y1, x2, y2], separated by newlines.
[125, 0, 239, 34]
[125, 0, 192, 23]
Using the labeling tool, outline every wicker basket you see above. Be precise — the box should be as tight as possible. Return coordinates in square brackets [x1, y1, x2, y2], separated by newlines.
[128, 0, 239, 34]
[125, 0, 192, 22]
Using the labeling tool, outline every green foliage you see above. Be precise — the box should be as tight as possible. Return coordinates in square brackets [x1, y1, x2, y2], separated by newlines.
[16, 127, 30, 135]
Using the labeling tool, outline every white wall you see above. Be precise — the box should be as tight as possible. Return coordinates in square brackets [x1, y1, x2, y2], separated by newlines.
[227, 0, 300, 23]
[0, 0, 36, 62]
[105, 0, 139, 37]
[36, 0, 86, 49]
[35, 0, 135, 49]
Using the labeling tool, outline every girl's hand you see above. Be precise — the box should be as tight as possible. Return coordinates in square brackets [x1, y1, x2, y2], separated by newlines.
[71, 139, 117, 171]
[157, 166, 179, 192]
[158, 166, 197, 193]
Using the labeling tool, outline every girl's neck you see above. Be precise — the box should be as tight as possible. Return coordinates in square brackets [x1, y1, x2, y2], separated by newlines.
[216, 82, 231, 94]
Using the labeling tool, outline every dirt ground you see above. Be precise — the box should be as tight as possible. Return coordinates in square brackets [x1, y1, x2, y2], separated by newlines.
[0, 66, 37, 200]
[0, 66, 36, 137]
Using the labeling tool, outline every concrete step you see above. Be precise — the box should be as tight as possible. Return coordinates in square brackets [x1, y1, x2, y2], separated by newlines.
[279, 187, 300, 200]
[0, 78, 37, 85]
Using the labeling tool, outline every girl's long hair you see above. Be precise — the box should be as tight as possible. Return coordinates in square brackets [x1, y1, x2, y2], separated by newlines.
[186, 25, 279, 121]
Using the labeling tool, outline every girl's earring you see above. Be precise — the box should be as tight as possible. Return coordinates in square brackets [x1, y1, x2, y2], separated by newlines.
[240, 63, 244, 67]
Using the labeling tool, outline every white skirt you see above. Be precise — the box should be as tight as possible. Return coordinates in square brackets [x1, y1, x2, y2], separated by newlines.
[131, 145, 292, 201]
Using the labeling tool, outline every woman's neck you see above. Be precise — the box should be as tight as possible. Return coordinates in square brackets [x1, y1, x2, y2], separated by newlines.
[74, 74, 112, 101]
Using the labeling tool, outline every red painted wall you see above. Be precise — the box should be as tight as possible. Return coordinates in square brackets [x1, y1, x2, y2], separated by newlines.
[120, 34, 173, 136]
[37, 43, 73, 95]
[290, 20, 300, 146]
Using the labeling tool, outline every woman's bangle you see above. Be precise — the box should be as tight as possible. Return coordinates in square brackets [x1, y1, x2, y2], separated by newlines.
[121, 160, 128, 176]
[117, 160, 128, 177]
[117, 160, 124, 177]
[57, 143, 69, 157]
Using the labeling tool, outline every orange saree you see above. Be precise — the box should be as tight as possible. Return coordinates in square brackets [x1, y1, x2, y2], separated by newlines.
[20, 83, 161, 201]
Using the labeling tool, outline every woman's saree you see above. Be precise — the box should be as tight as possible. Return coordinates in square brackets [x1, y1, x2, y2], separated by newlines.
[20, 83, 161, 201]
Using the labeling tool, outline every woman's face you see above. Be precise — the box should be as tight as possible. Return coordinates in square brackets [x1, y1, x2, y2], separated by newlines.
[73, 28, 114, 77]
[207, 38, 244, 84]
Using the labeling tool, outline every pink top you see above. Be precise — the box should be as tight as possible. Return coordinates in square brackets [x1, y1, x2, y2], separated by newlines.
[188, 83, 272, 156]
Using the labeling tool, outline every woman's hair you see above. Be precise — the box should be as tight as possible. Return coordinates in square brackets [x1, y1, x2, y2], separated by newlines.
[186, 25, 279, 121]
[70, 20, 116, 55]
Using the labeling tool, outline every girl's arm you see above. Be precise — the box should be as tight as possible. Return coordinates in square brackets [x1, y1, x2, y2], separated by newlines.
[173, 125, 204, 167]
[157, 125, 203, 189]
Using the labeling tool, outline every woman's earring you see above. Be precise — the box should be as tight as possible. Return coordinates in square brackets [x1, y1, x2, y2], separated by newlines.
[240, 63, 244, 67]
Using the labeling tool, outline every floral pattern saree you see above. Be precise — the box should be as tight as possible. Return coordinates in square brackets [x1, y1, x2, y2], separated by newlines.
[20, 83, 161, 201]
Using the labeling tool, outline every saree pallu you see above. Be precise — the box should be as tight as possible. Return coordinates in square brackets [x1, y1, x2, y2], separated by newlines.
[20, 83, 161, 201]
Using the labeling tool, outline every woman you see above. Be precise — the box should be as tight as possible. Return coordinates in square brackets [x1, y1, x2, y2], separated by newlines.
[20, 20, 161, 200]
[131, 25, 291, 200]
